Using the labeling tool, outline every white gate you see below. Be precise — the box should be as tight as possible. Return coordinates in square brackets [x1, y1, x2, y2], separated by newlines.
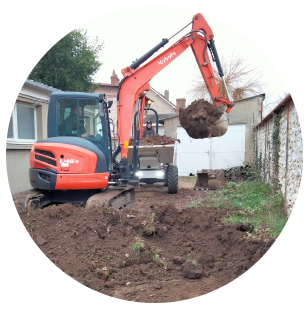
[176, 127, 210, 176]
[175, 124, 246, 175]
[210, 124, 246, 169]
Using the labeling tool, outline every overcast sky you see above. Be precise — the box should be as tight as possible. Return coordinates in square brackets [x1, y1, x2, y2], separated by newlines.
[81, 6, 288, 112]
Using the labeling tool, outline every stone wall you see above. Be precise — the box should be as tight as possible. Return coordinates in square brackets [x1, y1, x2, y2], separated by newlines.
[255, 97, 303, 216]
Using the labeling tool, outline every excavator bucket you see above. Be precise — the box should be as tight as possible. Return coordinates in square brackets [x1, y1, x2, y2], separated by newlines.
[194, 171, 209, 189]
[194, 169, 226, 190]
[179, 100, 228, 139]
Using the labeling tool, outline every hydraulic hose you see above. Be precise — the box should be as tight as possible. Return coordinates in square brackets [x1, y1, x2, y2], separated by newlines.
[112, 145, 121, 165]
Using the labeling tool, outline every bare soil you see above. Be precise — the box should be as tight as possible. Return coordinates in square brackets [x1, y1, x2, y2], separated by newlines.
[17, 180, 274, 303]
[179, 99, 226, 138]
[129, 135, 180, 146]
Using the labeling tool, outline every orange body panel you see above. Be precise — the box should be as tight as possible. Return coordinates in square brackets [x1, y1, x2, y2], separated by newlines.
[30, 142, 110, 190]
[55, 172, 109, 190]
[30, 142, 98, 174]
[118, 36, 195, 158]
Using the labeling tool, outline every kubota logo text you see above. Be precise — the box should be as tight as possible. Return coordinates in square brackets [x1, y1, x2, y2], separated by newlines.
[158, 52, 176, 65]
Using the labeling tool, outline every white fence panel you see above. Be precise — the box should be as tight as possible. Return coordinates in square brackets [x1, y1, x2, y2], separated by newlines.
[210, 124, 246, 169]
[176, 127, 210, 176]
[175, 124, 246, 175]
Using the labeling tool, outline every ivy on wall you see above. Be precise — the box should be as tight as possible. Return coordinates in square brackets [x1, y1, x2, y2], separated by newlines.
[272, 111, 282, 191]
[254, 143, 263, 172]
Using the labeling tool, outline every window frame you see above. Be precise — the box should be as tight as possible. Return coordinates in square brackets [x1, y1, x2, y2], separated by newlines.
[6, 103, 37, 144]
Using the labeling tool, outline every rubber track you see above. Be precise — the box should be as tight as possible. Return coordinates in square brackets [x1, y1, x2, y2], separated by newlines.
[13, 186, 136, 211]
[167, 165, 178, 194]
[86, 186, 135, 210]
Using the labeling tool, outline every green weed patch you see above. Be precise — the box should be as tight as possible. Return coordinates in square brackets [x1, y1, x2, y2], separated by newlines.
[210, 181, 288, 238]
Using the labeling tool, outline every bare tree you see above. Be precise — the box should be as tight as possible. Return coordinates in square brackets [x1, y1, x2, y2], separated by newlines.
[188, 54, 265, 101]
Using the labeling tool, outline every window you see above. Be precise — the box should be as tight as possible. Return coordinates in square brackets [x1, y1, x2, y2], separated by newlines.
[57, 98, 103, 139]
[7, 103, 36, 143]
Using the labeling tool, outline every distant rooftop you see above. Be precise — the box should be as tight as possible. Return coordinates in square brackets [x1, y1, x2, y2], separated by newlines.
[143, 113, 177, 125]
[25, 79, 61, 92]
[256, 94, 292, 127]
[149, 87, 176, 109]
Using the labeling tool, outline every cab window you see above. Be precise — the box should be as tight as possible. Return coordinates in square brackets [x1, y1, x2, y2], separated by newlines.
[57, 98, 103, 139]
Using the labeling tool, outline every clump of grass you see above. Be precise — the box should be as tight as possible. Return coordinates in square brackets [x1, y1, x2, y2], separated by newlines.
[186, 253, 198, 266]
[139, 213, 156, 236]
[131, 241, 144, 254]
[219, 181, 274, 213]
[264, 214, 288, 238]
[150, 246, 166, 266]
[186, 199, 205, 208]
[210, 180, 288, 237]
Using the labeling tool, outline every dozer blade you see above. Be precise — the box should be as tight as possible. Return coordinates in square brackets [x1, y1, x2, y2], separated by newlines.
[194, 169, 226, 190]
[12, 186, 135, 211]
[194, 170, 209, 190]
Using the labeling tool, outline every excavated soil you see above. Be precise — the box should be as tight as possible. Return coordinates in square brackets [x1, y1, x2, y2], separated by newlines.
[129, 135, 180, 146]
[179, 99, 227, 138]
[17, 183, 274, 303]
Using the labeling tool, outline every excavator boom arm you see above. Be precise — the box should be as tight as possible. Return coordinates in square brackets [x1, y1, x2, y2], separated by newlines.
[117, 13, 233, 159]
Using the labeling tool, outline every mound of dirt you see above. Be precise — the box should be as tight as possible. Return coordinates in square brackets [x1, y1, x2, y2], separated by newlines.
[18, 191, 274, 303]
[179, 99, 228, 138]
[129, 135, 180, 146]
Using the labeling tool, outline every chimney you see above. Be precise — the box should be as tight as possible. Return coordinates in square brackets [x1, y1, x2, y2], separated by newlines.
[176, 98, 186, 115]
[110, 70, 119, 86]
[164, 90, 169, 101]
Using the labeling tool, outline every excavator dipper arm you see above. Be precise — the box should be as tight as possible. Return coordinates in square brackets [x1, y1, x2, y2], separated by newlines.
[117, 13, 233, 159]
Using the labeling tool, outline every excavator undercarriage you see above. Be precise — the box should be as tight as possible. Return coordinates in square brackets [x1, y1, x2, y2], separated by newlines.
[13, 186, 135, 212]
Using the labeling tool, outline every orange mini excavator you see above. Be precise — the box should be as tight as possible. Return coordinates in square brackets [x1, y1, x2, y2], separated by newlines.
[13, 13, 233, 211]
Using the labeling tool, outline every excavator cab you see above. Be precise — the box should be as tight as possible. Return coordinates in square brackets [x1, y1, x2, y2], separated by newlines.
[29, 92, 113, 191]
[48, 92, 112, 168]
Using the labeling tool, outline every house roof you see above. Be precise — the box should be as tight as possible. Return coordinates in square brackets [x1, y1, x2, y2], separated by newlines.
[95, 82, 118, 87]
[25, 79, 61, 92]
[148, 87, 176, 109]
[143, 113, 177, 124]
[233, 93, 266, 103]
[93, 81, 176, 109]
[255, 94, 292, 127]
[159, 114, 179, 122]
